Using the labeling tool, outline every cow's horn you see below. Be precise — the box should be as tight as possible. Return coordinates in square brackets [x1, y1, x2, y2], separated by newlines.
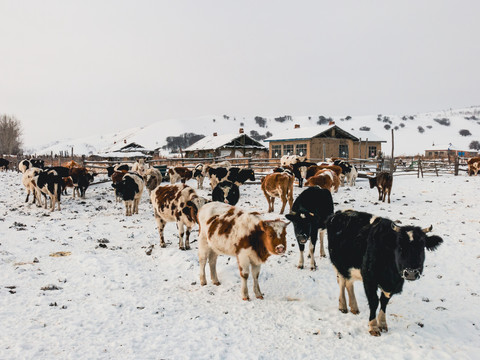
[422, 225, 433, 233]
[391, 223, 401, 232]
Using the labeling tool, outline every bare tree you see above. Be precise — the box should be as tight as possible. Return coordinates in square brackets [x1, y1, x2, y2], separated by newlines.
[0, 114, 23, 154]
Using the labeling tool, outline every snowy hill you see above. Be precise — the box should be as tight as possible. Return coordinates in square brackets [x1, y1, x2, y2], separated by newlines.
[28, 107, 480, 157]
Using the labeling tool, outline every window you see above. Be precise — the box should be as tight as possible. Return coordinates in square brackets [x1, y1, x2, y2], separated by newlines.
[295, 144, 307, 156]
[368, 146, 377, 158]
[272, 145, 282, 158]
[339, 144, 349, 158]
[283, 144, 294, 156]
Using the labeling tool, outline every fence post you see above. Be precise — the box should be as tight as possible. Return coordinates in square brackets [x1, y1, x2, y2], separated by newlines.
[454, 156, 459, 176]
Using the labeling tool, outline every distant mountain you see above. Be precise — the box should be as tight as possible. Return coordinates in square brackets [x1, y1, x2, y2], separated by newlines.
[28, 107, 480, 157]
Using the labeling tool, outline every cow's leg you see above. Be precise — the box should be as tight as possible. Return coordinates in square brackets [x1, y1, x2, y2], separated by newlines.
[308, 239, 317, 270]
[25, 189, 30, 203]
[387, 188, 391, 204]
[337, 273, 348, 313]
[377, 186, 382, 201]
[279, 191, 287, 214]
[208, 251, 220, 285]
[269, 197, 275, 213]
[154, 214, 166, 247]
[251, 264, 263, 299]
[378, 292, 390, 332]
[184, 226, 192, 250]
[318, 229, 326, 258]
[364, 280, 381, 336]
[297, 242, 305, 269]
[346, 280, 359, 314]
[198, 233, 209, 286]
[236, 252, 251, 300]
[178, 222, 185, 250]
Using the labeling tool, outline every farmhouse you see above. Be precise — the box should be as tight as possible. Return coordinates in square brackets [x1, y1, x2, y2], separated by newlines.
[264, 123, 385, 160]
[424, 144, 477, 158]
[184, 130, 268, 158]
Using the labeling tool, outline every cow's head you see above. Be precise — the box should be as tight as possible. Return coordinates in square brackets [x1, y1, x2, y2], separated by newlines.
[391, 223, 443, 281]
[260, 220, 288, 255]
[285, 211, 317, 244]
[245, 169, 255, 182]
[193, 168, 203, 178]
[368, 176, 377, 189]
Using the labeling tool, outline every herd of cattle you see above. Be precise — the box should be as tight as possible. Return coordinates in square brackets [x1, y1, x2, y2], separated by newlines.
[1, 154, 462, 336]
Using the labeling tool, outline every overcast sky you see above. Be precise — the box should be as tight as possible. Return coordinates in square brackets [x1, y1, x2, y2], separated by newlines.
[1, 1, 479, 147]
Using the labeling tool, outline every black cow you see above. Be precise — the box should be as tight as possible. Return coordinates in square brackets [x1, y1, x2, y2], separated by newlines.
[285, 187, 334, 270]
[0, 158, 9, 171]
[111, 172, 144, 216]
[212, 181, 240, 205]
[291, 161, 317, 188]
[35, 170, 63, 211]
[326, 209, 443, 336]
[46, 166, 71, 195]
[208, 167, 255, 190]
[107, 164, 130, 177]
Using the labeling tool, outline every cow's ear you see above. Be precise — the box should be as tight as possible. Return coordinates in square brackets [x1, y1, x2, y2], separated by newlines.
[391, 222, 401, 232]
[422, 225, 433, 233]
[285, 213, 297, 222]
[425, 235, 443, 251]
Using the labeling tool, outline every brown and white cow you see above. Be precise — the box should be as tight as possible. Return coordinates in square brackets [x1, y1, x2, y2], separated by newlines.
[22, 167, 42, 204]
[305, 169, 340, 193]
[368, 172, 393, 203]
[261, 172, 294, 214]
[132, 159, 147, 177]
[467, 157, 480, 176]
[168, 166, 193, 184]
[198, 202, 288, 300]
[144, 168, 163, 195]
[150, 184, 207, 250]
[280, 155, 306, 166]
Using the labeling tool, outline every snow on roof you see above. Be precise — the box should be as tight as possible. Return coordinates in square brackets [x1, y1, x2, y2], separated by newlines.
[264, 125, 336, 142]
[93, 151, 152, 158]
[185, 133, 266, 151]
[348, 129, 386, 143]
[425, 143, 469, 151]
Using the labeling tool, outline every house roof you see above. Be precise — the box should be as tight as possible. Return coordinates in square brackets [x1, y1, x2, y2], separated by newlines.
[185, 133, 267, 151]
[425, 143, 473, 151]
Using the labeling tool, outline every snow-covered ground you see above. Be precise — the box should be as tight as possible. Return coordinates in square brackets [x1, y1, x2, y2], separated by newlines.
[1, 171, 479, 359]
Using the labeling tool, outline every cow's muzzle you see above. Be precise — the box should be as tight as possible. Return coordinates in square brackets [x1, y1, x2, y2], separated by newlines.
[275, 245, 285, 254]
[402, 268, 421, 281]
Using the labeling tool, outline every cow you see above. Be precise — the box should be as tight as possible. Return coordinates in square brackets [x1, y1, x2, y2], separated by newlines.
[34, 170, 63, 211]
[467, 156, 480, 176]
[305, 169, 340, 193]
[168, 166, 193, 184]
[46, 166, 71, 195]
[132, 159, 147, 177]
[144, 168, 163, 196]
[326, 209, 443, 336]
[261, 172, 294, 214]
[193, 163, 206, 189]
[212, 181, 240, 205]
[63, 160, 80, 169]
[306, 164, 342, 180]
[333, 159, 357, 186]
[368, 172, 393, 203]
[30, 159, 45, 169]
[197, 202, 288, 300]
[0, 158, 9, 171]
[69, 167, 95, 198]
[290, 161, 317, 187]
[19, 159, 32, 173]
[22, 167, 42, 204]
[280, 155, 306, 166]
[112, 172, 144, 216]
[150, 184, 208, 250]
[207, 167, 255, 190]
[107, 163, 130, 177]
[285, 187, 334, 270]
[111, 171, 127, 202]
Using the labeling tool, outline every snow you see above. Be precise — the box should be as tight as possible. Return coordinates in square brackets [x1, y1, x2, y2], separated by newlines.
[28, 106, 480, 157]
[1, 171, 479, 359]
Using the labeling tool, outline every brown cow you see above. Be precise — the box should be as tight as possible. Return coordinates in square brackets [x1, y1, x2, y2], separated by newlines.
[261, 172, 294, 214]
[168, 167, 193, 184]
[467, 157, 480, 176]
[197, 202, 288, 300]
[368, 171, 393, 203]
[305, 169, 340, 193]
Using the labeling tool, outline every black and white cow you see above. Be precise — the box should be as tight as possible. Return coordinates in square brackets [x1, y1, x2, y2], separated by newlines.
[34, 170, 63, 211]
[212, 181, 240, 205]
[193, 163, 205, 189]
[111, 172, 144, 216]
[0, 158, 9, 171]
[30, 159, 45, 169]
[107, 163, 130, 177]
[291, 161, 317, 188]
[326, 209, 443, 336]
[19, 159, 32, 173]
[208, 167, 255, 190]
[46, 166, 71, 195]
[285, 187, 334, 270]
[333, 159, 357, 186]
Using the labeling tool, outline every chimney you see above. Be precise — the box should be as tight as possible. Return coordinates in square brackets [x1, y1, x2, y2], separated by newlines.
[213, 132, 217, 137]
[239, 128, 244, 134]
[294, 124, 300, 129]
[328, 120, 335, 126]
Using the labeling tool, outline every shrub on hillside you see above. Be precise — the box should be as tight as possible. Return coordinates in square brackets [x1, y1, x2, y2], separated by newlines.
[384, 124, 391, 130]
[434, 118, 450, 126]
[254, 116, 267, 128]
[418, 126, 425, 134]
[459, 129, 472, 136]
[359, 126, 370, 131]
[317, 115, 332, 125]
[274, 116, 292, 123]
[399, 123, 405, 128]
[469, 140, 480, 150]
[163, 133, 205, 152]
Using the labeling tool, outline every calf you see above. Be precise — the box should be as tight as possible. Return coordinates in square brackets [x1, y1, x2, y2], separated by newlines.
[69, 167, 94, 198]
[198, 202, 288, 300]
[305, 169, 340, 193]
[168, 166, 193, 184]
[261, 172, 294, 214]
[285, 187, 334, 270]
[111, 171, 127, 202]
[22, 167, 42, 204]
[208, 167, 255, 190]
[150, 184, 207, 250]
[34, 170, 62, 211]
[326, 209, 443, 336]
[212, 181, 240, 205]
[467, 156, 480, 176]
[193, 163, 205, 189]
[144, 168, 163, 195]
[368, 172, 393, 203]
[0, 158, 9, 171]
[291, 161, 316, 187]
[46, 166, 71, 195]
[112, 172, 144, 216]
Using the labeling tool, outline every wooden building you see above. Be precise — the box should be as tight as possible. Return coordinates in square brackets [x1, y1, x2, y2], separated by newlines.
[184, 130, 268, 158]
[424, 144, 477, 158]
[264, 123, 385, 160]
